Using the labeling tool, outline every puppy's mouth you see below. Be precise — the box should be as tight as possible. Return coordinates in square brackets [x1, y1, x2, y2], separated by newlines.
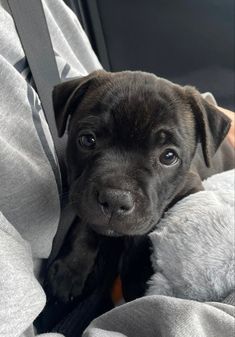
[87, 214, 157, 237]
[71, 198, 159, 236]
[70, 180, 159, 236]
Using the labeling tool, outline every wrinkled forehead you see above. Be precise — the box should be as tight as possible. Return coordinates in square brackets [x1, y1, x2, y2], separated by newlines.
[103, 81, 186, 128]
[72, 76, 194, 147]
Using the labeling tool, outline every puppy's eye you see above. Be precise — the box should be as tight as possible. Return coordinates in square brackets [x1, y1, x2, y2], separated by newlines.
[159, 149, 179, 166]
[79, 134, 96, 149]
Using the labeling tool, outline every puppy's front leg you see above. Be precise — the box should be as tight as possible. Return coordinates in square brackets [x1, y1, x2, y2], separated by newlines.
[47, 219, 99, 303]
[120, 235, 154, 301]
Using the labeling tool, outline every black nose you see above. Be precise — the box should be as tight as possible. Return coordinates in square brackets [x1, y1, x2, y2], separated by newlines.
[97, 188, 135, 215]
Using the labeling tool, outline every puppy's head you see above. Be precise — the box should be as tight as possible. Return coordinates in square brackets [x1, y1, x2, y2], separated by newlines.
[53, 70, 230, 236]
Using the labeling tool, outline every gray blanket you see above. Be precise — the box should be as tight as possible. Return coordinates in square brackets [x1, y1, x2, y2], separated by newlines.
[147, 169, 235, 302]
[83, 294, 235, 337]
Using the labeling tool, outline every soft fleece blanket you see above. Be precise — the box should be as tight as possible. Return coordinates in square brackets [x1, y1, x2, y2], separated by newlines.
[147, 169, 235, 302]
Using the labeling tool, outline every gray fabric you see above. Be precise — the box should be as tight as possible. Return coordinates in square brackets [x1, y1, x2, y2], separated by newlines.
[0, 212, 63, 337]
[83, 294, 235, 337]
[223, 292, 235, 306]
[147, 169, 235, 302]
[0, 0, 101, 336]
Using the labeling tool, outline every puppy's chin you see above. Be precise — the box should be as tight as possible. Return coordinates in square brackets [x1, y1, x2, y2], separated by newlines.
[88, 218, 157, 237]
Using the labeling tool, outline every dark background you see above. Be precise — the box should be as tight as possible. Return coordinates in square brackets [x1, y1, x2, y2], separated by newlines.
[65, 0, 234, 110]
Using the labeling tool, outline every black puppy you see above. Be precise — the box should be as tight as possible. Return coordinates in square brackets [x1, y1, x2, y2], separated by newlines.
[47, 70, 234, 302]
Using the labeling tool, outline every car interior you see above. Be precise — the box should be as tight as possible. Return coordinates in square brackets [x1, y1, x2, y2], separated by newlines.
[65, 0, 234, 110]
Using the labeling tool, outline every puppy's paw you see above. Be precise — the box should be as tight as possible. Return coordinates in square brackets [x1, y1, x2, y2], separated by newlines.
[47, 259, 85, 303]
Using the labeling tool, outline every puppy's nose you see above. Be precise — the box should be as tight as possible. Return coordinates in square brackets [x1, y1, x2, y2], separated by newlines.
[97, 188, 135, 215]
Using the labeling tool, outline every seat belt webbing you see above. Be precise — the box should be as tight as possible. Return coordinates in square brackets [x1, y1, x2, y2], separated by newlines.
[7, 0, 75, 262]
[7, 0, 68, 192]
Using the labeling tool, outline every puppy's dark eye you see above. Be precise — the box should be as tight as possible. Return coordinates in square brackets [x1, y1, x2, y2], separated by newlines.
[79, 134, 96, 149]
[159, 149, 179, 166]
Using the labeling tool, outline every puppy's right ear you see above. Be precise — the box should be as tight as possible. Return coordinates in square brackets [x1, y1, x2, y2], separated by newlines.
[53, 77, 91, 137]
[53, 70, 106, 137]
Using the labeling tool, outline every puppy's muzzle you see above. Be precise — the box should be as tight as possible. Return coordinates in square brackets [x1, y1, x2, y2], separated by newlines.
[96, 188, 135, 216]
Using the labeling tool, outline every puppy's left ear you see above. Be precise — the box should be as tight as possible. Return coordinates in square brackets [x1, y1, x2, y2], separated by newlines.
[53, 70, 106, 137]
[184, 86, 231, 167]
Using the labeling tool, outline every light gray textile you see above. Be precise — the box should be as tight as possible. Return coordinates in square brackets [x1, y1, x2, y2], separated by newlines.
[0, 212, 63, 337]
[147, 169, 235, 301]
[0, 0, 101, 336]
[83, 294, 235, 337]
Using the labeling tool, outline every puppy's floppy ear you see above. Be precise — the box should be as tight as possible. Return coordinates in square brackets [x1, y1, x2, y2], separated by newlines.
[184, 86, 231, 167]
[53, 70, 106, 137]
